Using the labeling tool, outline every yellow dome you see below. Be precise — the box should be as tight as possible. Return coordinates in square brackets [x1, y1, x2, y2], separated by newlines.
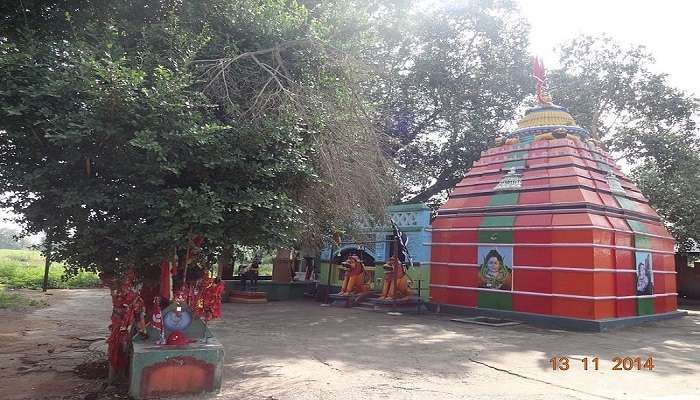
[517, 107, 576, 128]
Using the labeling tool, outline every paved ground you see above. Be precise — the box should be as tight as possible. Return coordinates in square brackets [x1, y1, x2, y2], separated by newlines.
[1, 289, 699, 399]
[212, 301, 700, 400]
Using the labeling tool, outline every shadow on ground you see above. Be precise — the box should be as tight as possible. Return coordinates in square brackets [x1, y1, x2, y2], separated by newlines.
[209, 300, 700, 400]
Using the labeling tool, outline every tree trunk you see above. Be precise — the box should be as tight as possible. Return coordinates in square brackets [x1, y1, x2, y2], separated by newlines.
[218, 246, 234, 280]
[42, 238, 52, 292]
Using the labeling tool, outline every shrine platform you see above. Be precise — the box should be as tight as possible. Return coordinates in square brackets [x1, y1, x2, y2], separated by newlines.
[129, 304, 224, 399]
[229, 290, 268, 304]
[327, 291, 376, 307]
[368, 296, 426, 314]
[222, 279, 315, 301]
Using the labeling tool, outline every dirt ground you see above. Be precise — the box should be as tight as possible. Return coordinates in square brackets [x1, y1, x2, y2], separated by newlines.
[0, 289, 111, 400]
[1, 289, 699, 400]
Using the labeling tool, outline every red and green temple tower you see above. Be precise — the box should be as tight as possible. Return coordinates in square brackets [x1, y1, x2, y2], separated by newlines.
[428, 70, 682, 330]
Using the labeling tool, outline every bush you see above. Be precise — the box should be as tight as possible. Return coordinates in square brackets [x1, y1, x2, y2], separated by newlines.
[0, 249, 100, 289]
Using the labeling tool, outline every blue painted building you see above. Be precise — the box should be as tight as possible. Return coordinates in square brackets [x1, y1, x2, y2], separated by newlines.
[318, 203, 432, 298]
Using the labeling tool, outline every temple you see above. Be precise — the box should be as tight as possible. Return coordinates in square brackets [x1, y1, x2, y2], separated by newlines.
[428, 65, 682, 330]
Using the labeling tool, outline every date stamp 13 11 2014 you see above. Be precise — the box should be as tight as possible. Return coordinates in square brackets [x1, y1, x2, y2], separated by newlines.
[549, 356, 655, 371]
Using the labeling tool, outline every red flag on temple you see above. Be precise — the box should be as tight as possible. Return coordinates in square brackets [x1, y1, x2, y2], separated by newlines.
[532, 56, 547, 104]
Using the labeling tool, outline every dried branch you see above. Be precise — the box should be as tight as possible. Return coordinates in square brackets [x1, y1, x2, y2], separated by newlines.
[196, 39, 396, 247]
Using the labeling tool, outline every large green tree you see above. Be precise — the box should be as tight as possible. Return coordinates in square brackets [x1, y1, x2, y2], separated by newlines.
[365, 0, 531, 205]
[0, 0, 393, 275]
[549, 35, 700, 250]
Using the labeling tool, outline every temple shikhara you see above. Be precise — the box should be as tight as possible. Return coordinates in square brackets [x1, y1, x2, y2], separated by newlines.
[428, 60, 680, 329]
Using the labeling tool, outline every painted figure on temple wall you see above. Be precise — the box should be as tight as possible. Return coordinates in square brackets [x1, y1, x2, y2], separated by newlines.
[337, 255, 370, 296]
[478, 248, 512, 290]
[378, 256, 412, 300]
[636, 252, 653, 296]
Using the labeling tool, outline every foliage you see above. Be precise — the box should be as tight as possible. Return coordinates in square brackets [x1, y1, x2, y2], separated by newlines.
[549, 35, 698, 142]
[549, 35, 700, 249]
[0, 1, 394, 277]
[0, 249, 100, 289]
[365, 0, 531, 204]
[631, 153, 700, 251]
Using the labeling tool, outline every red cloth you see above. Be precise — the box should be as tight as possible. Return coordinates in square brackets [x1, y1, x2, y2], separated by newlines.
[211, 282, 224, 319]
[107, 273, 143, 376]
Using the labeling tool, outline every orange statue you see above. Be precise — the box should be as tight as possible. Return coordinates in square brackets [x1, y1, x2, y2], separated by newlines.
[378, 256, 412, 300]
[337, 255, 369, 296]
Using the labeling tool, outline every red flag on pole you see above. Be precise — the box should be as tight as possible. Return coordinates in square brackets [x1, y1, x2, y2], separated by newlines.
[532, 57, 548, 104]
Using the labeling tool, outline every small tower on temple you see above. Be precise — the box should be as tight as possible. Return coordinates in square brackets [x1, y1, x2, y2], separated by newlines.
[428, 58, 682, 329]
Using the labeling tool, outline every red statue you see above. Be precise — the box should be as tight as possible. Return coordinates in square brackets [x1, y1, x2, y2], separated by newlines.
[378, 256, 412, 300]
[337, 255, 369, 296]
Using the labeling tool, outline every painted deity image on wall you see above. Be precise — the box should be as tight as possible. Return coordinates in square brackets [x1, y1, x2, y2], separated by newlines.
[635, 251, 653, 296]
[477, 246, 513, 290]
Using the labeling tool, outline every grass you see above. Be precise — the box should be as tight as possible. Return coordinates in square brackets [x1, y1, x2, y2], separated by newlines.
[0, 287, 49, 310]
[0, 249, 100, 289]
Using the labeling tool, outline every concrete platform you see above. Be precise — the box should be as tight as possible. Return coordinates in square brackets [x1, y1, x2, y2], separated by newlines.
[223, 279, 314, 301]
[368, 296, 426, 313]
[328, 292, 375, 307]
[229, 290, 268, 304]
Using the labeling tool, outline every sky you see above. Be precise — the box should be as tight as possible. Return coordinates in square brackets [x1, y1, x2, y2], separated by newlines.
[3, 0, 700, 232]
[518, 0, 700, 96]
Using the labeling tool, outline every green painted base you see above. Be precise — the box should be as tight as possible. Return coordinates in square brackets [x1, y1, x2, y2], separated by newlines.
[477, 291, 513, 310]
[637, 298, 655, 315]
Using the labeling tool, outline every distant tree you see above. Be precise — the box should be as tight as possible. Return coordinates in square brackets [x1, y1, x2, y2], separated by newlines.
[365, 0, 531, 205]
[549, 35, 700, 250]
[0, 227, 31, 249]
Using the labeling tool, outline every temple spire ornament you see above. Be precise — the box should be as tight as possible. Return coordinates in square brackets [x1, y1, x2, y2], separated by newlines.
[494, 167, 522, 191]
[605, 170, 626, 194]
[532, 57, 553, 105]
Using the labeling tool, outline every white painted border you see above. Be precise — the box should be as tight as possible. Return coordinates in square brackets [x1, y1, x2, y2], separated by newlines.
[428, 262, 677, 274]
[424, 241, 675, 255]
[427, 225, 673, 240]
[429, 284, 678, 300]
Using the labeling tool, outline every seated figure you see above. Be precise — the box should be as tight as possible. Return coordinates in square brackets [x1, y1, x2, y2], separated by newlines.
[378, 256, 412, 300]
[337, 255, 369, 296]
[239, 260, 260, 291]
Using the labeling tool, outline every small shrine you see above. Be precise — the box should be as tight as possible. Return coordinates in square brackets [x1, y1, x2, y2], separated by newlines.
[428, 59, 683, 330]
[129, 301, 224, 399]
[106, 235, 226, 399]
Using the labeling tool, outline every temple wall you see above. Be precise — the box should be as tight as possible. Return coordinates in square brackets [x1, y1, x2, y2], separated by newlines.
[430, 136, 677, 321]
